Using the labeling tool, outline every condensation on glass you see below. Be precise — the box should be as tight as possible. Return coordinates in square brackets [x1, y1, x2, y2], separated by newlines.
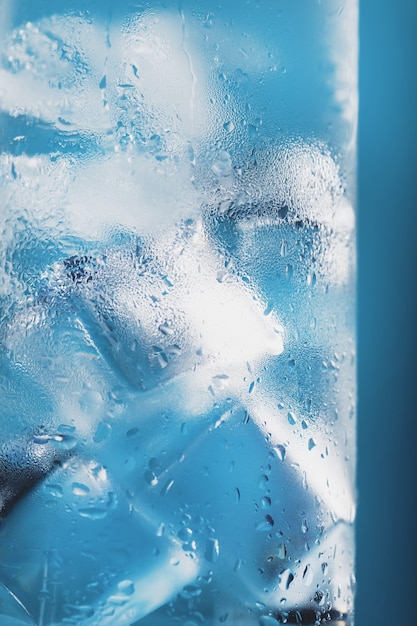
[0, 1, 357, 625]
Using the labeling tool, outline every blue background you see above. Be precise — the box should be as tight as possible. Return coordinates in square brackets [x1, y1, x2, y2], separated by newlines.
[357, 0, 417, 624]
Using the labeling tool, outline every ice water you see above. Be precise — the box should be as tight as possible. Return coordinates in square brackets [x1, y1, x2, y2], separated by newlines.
[0, 1, 357, 624]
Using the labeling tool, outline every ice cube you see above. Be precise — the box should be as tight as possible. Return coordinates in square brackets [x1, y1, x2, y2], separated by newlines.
[0, 16, 110, 133]
[0, 457, 198, 626]
[100, 385, 354, 616]
[204, 141, 355, 288]
[59, 220, 283, 392]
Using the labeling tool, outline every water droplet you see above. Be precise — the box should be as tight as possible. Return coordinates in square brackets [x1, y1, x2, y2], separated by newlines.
[72, 482, 90, 496]
[212, 151, 233, 178]
[99, 74, 107, 90]
[151, 347, 169, 369]
[256, 514, 274, 531]
[45, 483, 63, 498]
[156, 523, 165, 537]
[49, 434, 75, 450]
[307, 271, 317, 287]
[223, 121, 235, 133]
[321, 562, 328, 575]
[308, 437, 317, 450]
[301, 419, 309, 430]
[117, 580, 135, 596]
[144, 470, 158, 486]
[180, 585, 202, 599]
[93, 421, 111, 443]
[33, 434, 49, 445]
[158, 323, 174, 336]
[178, 527, 193, 541]
[160, 479, 174, 496]
[314, 590, 325, 606]
[261, 496, 271, 509]
[58, 424, 76, 433]
[211, 374, 230, 390]
[79, 390, 103, 413]
[148, 457, 160, 471]
[204, 538, 220, 563]
[233, 558, 242, 572]
[302, 564, 314, 586]
[259, 616, 279, 626]
[273, 444, 286, 461]
[277, 543, 287, 560]
[78, 508, 108, 520]
[235, 487, 241, 504]
[287, 411, 297, 425]
[278, 569, 294, 591]
[213, 411, 229, 429]
[108, 594, 127, 606]
[278, 205, 289, 219]
[258, 474, 269, 489]
[280, 240, 288, 257]
[301, 519, 308, 534]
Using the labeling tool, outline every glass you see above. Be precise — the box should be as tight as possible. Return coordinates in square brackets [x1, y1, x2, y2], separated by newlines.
[0, 1, 357, 625]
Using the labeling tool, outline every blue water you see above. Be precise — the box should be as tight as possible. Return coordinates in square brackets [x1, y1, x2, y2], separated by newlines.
[0, 2, 357, 624]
